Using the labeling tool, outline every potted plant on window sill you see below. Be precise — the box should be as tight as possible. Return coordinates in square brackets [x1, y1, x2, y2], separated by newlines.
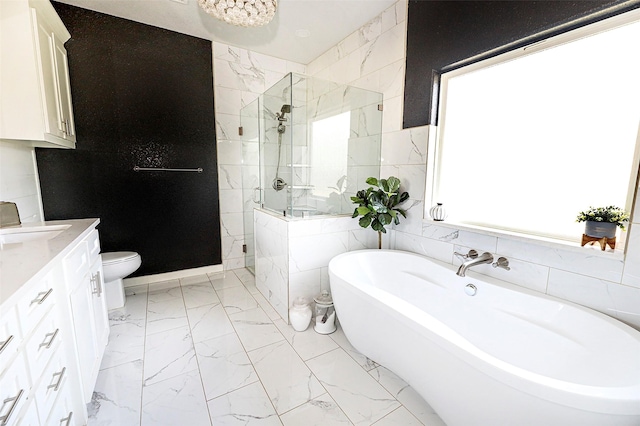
[576, 205, 629, 239]
[351, 176, 410, 249]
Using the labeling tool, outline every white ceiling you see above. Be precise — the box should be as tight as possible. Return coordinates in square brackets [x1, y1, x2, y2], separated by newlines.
[53, 0, 397, 64]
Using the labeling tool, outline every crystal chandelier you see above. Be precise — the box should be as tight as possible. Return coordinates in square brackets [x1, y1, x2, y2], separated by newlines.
[198, 0, 277, 27]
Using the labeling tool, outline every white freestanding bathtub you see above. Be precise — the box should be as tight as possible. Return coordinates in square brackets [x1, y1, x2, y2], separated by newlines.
[328, 249, 640, 426]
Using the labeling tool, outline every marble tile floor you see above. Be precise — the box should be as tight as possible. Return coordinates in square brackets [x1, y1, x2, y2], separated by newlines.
[88, 268, 446, 426]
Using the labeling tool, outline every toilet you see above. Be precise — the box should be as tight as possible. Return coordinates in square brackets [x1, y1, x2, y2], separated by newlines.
[101, 251, 142, 310]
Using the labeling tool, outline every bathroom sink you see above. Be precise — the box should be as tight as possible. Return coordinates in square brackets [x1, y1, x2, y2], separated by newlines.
[0, 225, 71, 245]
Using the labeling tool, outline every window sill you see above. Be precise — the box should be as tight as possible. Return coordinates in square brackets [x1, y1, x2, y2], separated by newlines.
[423, 218, 626, 261]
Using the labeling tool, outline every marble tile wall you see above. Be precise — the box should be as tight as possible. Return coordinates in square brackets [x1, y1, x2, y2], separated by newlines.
[254, 209, 289, 320]
[0, 141, 43, 223]
[288, 215, 381, 304]
[307, 0, 409, 218]
[305, 0, 640, 330]
[301, 77, 383, 215]
[307, 1, 408, 134]
[393, 216, 640, 329]
[254, 208, 381, 323]
[213, 42, 305, 270]
[253, 1, 408, 322]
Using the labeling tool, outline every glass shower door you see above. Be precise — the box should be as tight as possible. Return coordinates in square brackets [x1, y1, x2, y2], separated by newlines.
[240, 98, 260, 273]
[260, 73, 292, 216]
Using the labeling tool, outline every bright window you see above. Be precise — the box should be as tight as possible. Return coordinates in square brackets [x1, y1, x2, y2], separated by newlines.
[310, 112, 350, 197]
[430, 11, 640, 241]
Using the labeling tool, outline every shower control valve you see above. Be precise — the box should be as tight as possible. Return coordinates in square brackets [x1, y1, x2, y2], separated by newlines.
[454, 249, 478, 261]
[492, 257, 511, 271]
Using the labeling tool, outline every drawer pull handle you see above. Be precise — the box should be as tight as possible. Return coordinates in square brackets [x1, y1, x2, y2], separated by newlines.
[39, 328, 60, 349]
[91, 271, 103, 297]
[30, 288, 53, 305]
[60, 411, 73, 426]
[48, 367, 66, 392]
[0, 389, 24, 426]
[0, 335, 14, 355]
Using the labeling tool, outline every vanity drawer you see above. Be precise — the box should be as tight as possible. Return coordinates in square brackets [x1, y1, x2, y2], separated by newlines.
[0, 353, 30, 426]
[63, 240, 90, 285]
[16, 269, 56, 336]
[44, 385, 75, 426]
[34, 348, 69, 424]
[0, 305, 21, 377]
[15, 399, 40, 426]
[86, 230, 101, 264]
[24, 309, 61, 381]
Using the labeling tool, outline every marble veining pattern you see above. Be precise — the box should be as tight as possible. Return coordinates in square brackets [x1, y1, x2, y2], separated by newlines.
[141, 370, 211, 426]
[247, 340, 325, 414]
[306, 349, 401, 425]
[88, 269, 442, 425]
[280, 393, 351, 425]
[88, 360, 143, 425]
[143, 325, 198, 387]
[195, 333, 259, 400]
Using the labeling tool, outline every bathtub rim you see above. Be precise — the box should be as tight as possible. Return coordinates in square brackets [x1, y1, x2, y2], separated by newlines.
[328, 249, 640, 416]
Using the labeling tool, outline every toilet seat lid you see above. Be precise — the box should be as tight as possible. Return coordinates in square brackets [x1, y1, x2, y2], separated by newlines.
[102, 251, 140, 265]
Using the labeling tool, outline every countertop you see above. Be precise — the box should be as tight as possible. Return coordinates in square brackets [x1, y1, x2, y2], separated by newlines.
[0, 218, 100, 306]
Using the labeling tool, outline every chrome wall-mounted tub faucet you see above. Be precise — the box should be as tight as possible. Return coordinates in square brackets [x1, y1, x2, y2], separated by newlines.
[456, 251, 494, 277]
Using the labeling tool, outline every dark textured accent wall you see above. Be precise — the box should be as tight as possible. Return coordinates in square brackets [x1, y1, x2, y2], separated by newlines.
[403, 0, 640, 128]
[36, 2, 221, 276]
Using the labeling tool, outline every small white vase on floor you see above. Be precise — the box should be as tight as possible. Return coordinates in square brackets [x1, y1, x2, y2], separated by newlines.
[289, 297, 312, 331]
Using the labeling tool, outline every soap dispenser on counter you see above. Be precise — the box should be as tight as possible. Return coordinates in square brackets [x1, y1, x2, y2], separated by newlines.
[0, 201, 21, 227]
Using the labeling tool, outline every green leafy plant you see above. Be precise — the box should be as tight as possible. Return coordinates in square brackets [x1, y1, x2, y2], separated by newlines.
[351, 176, 410, 249]
[576, 206, 630, 230]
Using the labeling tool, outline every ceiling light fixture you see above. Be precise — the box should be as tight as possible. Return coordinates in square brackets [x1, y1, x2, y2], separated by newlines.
[198, 0, 277, 27]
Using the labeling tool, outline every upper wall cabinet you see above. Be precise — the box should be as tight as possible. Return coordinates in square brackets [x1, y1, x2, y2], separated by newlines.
[0, 0, 76, 148]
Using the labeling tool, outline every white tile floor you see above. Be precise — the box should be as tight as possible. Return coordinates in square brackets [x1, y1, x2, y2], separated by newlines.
[88, 268, 446, 425]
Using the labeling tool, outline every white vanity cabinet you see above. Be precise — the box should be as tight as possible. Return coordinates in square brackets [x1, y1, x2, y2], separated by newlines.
[0, 267, 77, 425]
[0, 219, 108, 425]
[0, 0, 76, 148]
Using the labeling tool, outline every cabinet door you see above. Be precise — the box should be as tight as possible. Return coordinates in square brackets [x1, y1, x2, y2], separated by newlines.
[90, 261, 109, 352]
[32, 8, 75, 145]
[33, 9, 64, 139]
[53, 35, 75, 141]
[68, 274, 100, 402]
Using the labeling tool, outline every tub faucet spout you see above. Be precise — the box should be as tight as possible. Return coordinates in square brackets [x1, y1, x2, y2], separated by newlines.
[456, 252, 493, 277]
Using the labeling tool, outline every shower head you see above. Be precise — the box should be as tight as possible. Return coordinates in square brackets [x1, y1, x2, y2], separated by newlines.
[276, 104, 291, 122]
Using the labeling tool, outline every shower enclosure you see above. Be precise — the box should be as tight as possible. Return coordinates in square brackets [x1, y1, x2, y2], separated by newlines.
[259, 73, 383, 217]
[240, 98, 260, 273]
[240, 73, 383, 272]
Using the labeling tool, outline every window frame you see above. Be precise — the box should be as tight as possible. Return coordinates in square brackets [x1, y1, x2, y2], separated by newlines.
[424, 8, 640, 253]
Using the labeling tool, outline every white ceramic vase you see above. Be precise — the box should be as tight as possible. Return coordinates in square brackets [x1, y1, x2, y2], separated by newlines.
[289, 297, 312, 332]
[429, 203, 447, 221]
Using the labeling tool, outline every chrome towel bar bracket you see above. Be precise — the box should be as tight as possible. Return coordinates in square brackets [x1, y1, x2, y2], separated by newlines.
[133, 166, 203, 173]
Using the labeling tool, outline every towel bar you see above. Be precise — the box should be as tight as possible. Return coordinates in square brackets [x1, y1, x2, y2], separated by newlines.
[133, 166, 203, 173]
